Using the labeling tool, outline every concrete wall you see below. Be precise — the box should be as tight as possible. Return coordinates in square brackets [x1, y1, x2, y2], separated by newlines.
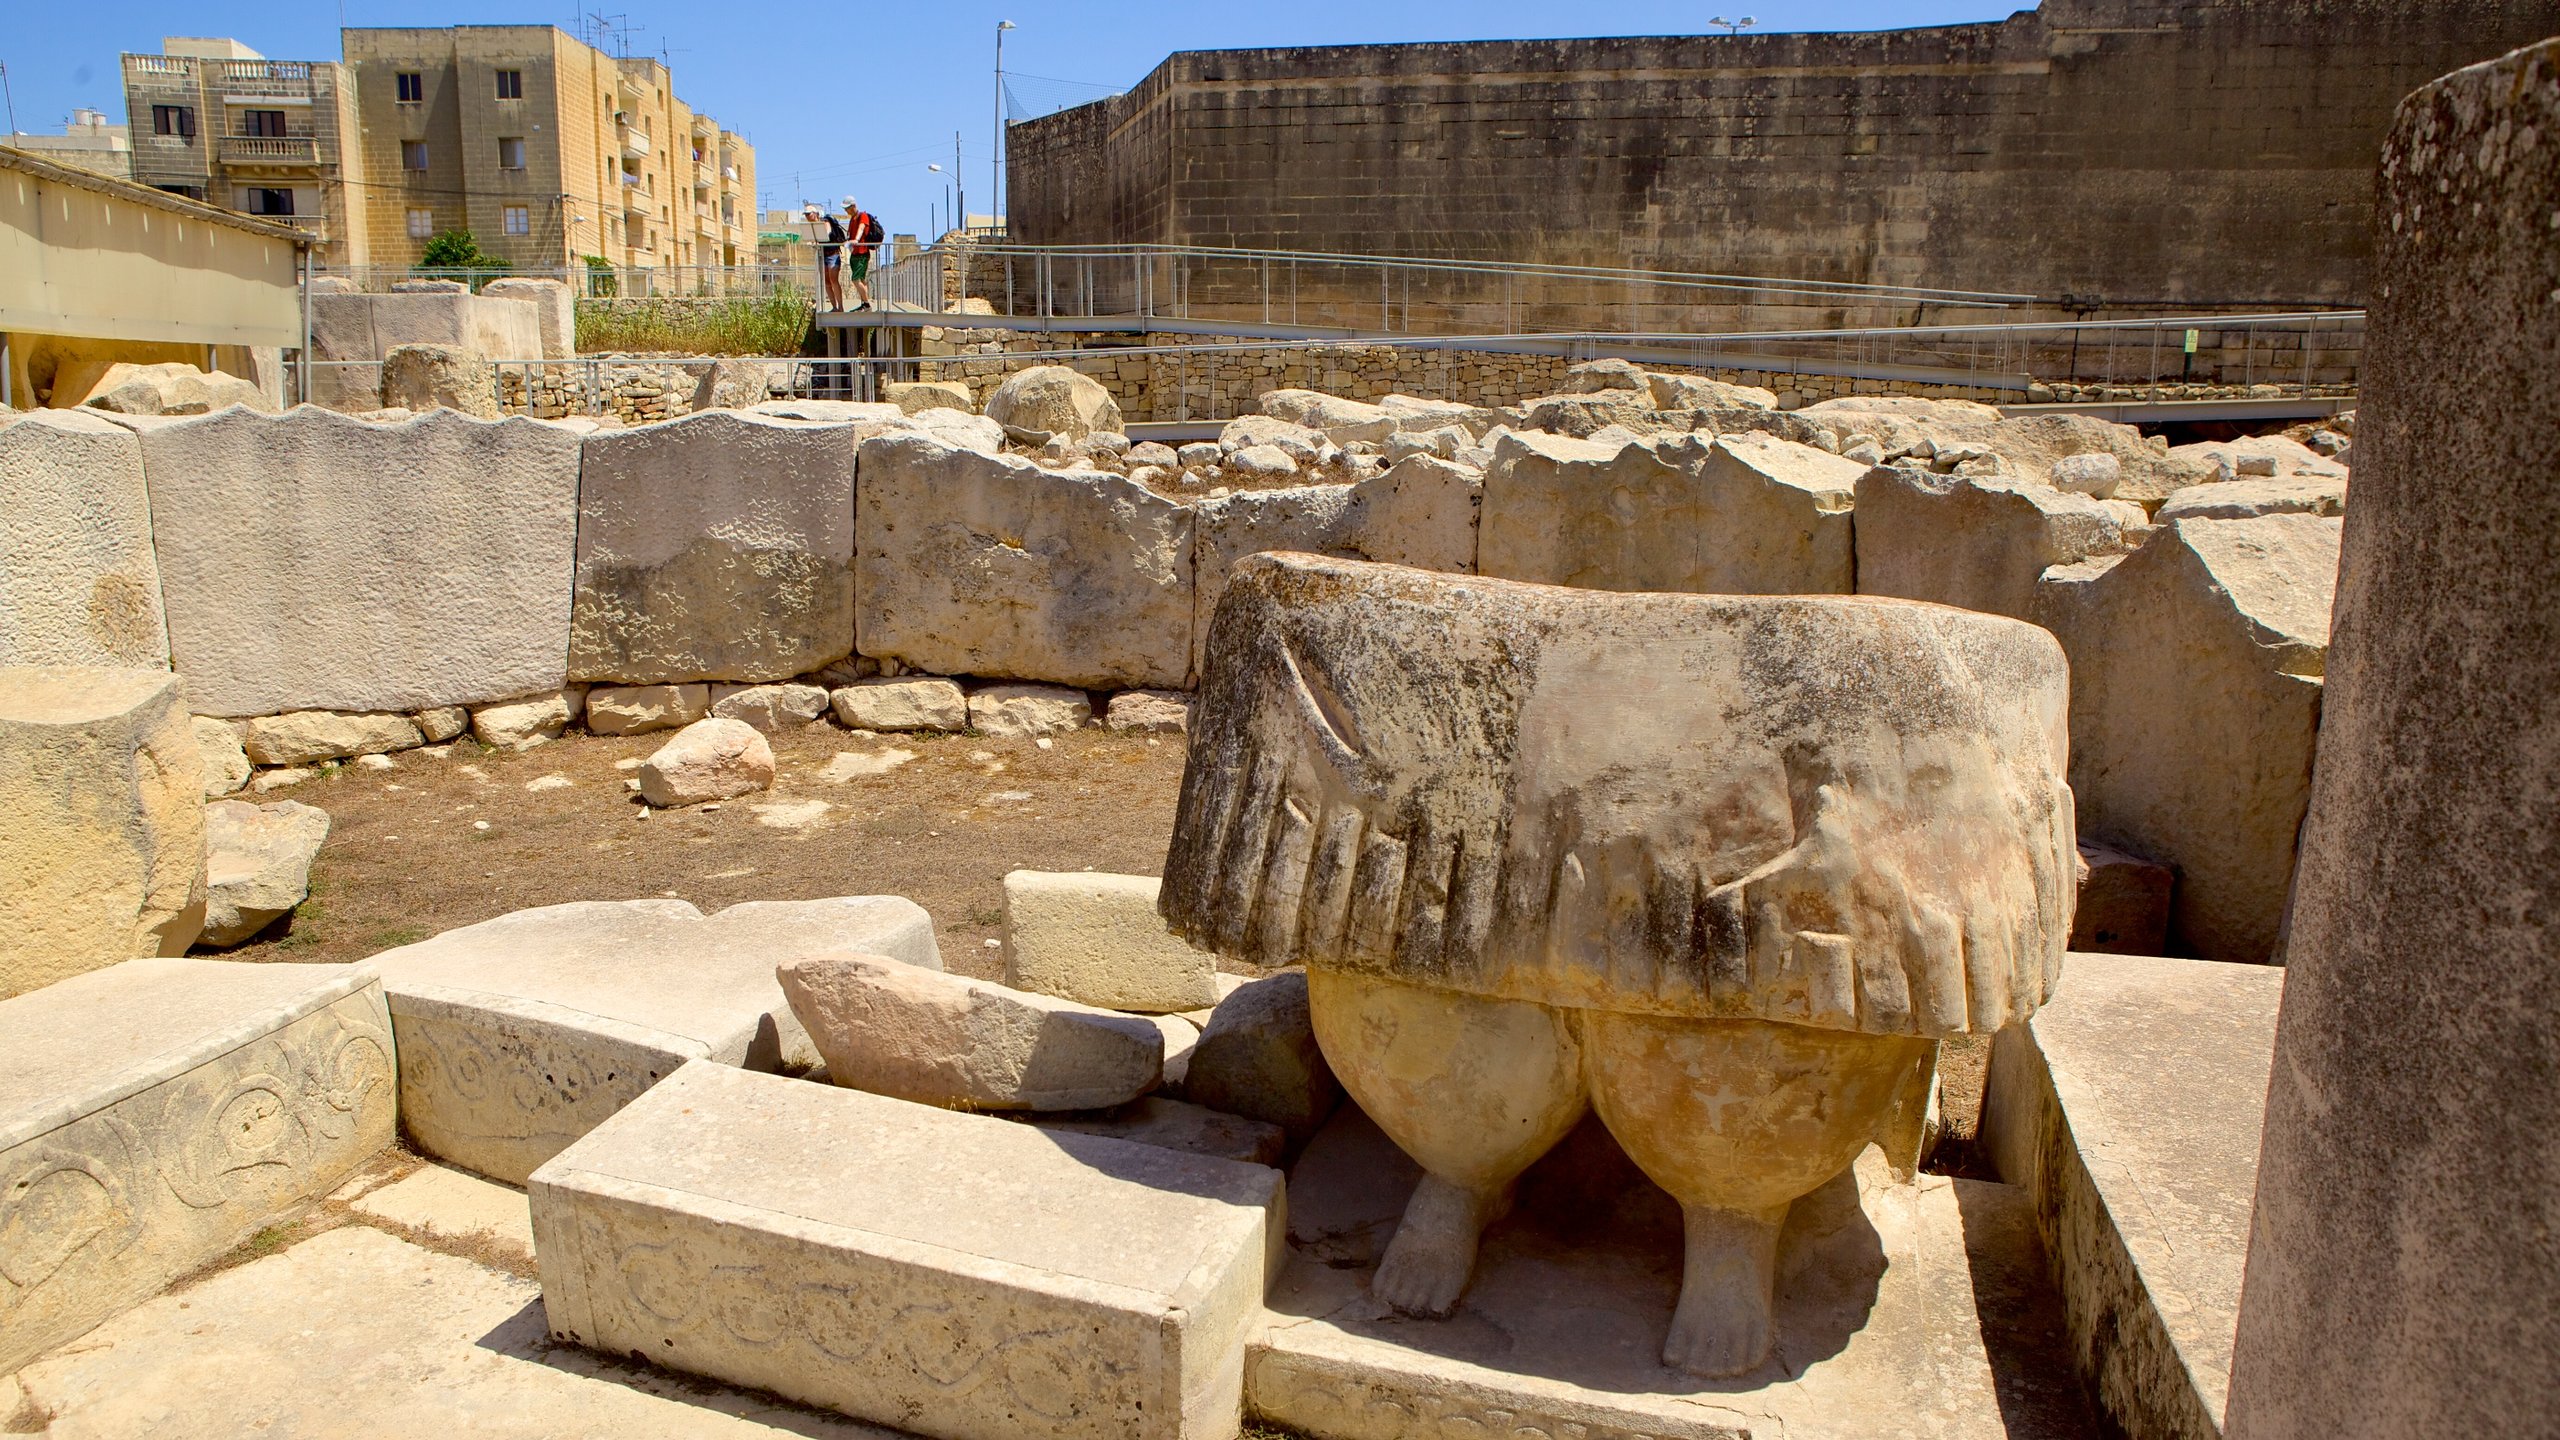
[1005, 0, 2560, 326]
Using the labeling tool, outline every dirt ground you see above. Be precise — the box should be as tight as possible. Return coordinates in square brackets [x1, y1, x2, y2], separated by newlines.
[208, 718, 1993, 1166]
[212, 723, 1190, 981]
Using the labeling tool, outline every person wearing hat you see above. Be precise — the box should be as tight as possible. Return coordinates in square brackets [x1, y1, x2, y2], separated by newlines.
[842, 197, 884, 312]
[806, 202, 847, 312]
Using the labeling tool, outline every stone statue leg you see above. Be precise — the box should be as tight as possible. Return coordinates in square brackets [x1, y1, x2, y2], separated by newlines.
[1583, 1011, 1931, 1377]
[1307, 968, 1589, 1318]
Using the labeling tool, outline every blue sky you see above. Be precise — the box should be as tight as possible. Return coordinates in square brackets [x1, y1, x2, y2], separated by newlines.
[3, 1, 2016, 237]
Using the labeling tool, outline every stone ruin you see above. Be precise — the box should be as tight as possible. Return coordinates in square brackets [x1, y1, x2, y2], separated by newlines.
[3, 35, 2555, 1440]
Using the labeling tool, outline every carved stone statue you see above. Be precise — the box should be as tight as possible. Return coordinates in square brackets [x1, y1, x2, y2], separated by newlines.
[1162, 553, 2074, 1376]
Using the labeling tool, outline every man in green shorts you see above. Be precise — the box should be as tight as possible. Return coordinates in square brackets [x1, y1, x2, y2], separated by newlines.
[842, 197, 884, 311]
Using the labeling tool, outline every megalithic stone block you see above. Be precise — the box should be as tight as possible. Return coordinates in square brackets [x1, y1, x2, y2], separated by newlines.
[0, 410, 167, 669]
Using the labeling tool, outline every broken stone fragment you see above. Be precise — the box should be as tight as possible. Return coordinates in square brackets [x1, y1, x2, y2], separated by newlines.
[829, 676, 965, 732]
[708, 682, 830, 731]
[583, 683, 710, 736]
[470, 688, 582, 751]
[192, 716, 250, 797]
[1181, 971, 1343, 1144]
[778, 953, 1162, 1110]
[199, 798, 330, 946]
[637, 717, 774, 807]
[1106, 689, 1191, 734]
[1002, 870, 1223, 1014]
[983, 364, 1123, 440]
[966, 682, 1092, 737]
[2154, 475, 2345, 522]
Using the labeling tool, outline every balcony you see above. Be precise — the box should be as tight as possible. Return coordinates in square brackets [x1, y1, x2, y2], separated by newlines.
[220, 60, 312, 81]
[693, 164, 712, 191]
[125, 55, 189, 75]
[219, 135, 321, 167]
[617, 123, 650, 159]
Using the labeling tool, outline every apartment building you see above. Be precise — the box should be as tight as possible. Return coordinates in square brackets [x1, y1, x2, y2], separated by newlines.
[340, 26, 756, 276]
[10, 110, 133, 181]
[120, 38, 367, 266]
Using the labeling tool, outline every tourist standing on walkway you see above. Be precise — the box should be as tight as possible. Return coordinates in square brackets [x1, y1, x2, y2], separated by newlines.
[808, 202, 847, 312]
[843, 197, 884, 312]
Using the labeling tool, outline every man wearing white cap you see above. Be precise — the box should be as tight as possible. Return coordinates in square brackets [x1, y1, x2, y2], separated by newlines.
[806, 202, 847, 312]
[842, 197, 884, 312]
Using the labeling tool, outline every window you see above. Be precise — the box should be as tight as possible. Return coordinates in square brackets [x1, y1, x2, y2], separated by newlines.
[402, 140, 428, 171]
[154, 183, 205, 201]
[241, 187, 295, 216]
[503, 205, 530, 235]
[150, 105, 196, 138]
[407, 208, 434, 238]
[495, 69, 523, 100]
[240, 109, 286, 138]
[497, 136, 525, 170]
[396, 71, 423, 103]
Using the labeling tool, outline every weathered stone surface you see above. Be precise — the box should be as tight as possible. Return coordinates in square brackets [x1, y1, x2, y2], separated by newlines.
[413, 704, 469, 743]
[368, 896, 937, 1183]
[687, 358, 777, 412]
[856, 434, 1194, 689]
[1108, 689, 1192, 733]
[2072, 843, 2172, 956]
[479, 277, 576, 359]
[199, 798, 330, 946]
[1003, 870, 1223, 1013]
[0, 959, 393, 1372]
[1181, 972, 1341, 1145]
[130, 408, 580, 716]
[1561, 358, 1649, 394]
[583, 683, 710, 736]
[1479, 430, 1858, 593]
[2050, 452, 2122, 498]
[828, 676, 965, 731]
[709, 682, 830, 730]
[65, 361, 273, 416]
[2165, 436, 2346, 484]
[1806, 399, 2192, 503]
[0, 410, 166, 668]
[192, 716, 250, 797]
[1343, 455, 1482, 573]
[1983, 954, 2280, 1440]
[984, 364, 1124, 440]
[0, 667, 206, 997]
[379, 344, 499, 418]
[1028, 1095, 1287, 1167]
[780, 953, 1164, 1110]
[1263, 389, 1397, 443]
[1190, 485, 1356, 678]
[637, 717, 774, 807]
[882, 379, 974, 415]
[530, 1061, 1279, 1440]
[8, 1225, 908, 1437]
[968, 682, 1094, 736]
[1220, 414, 1326, 456]
[242, 709, 424, 765]
[1517, 391, 1659, 438]
[2228, 45, 2560, 1440]
[472, 688, 581, 750]
[1225, 443, 1299, 480]
[1854, 467, 2125, 620]
[347, 1161, 536, 1259]
[2033, 516, 2339, 963]
[570, 411, 857, 685]
[1647, 371, 1778, 411]
[2152, 475, 2345, 522]
[1252, 1107, 2092, 1440]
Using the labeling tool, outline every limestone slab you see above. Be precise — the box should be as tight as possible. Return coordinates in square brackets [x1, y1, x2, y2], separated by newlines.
[347, 1160, 535, 1257]
[0, 667, 206, 997]
[131, 407, 581, 716]
[1251, 1107, 2091, 1439]
[6, 1225, 907, 1437]
[830, 676, 967, 731]
[967, 682, 1094, 737]
[856, 433, 1195, 690]
[711, 682, 831, 730]
[0, 410, 166, 669]
[0, 958, 395, 1373]
[2151, 476, 2345, 523]
[365, 895, 939, 1183]
[241, 709, 423, 765]
[1003, 870, 1222, 1013]
[1980, 953, 2281, 1440]
[199, 797, 330, 946]
[1027, 1096, 1286, 1168]
[570, 411, 858, 684]
[530, 1061, 1282, 1440]
[585, 682, 710, 736]
[1854, 467, 2124, 620]
[1342, 455, 1482, 574]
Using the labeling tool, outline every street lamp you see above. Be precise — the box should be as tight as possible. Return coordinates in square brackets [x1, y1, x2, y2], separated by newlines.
[995, 20, 1017, 233]
[1708, 15, 1757, 34]
[927, 162, 950, 239]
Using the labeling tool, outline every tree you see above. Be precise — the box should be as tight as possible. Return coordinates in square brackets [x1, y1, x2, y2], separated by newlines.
[417, 229, 505, 273]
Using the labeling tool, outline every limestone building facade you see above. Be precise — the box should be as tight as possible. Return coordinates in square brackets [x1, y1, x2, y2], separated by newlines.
[10, 110, 133, 181]
[119, 38, 366, 267]
[339, 26, 756, 277]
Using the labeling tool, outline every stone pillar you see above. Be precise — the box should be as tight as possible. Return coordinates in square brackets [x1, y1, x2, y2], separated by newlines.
[2225, 39, 2560, 1439]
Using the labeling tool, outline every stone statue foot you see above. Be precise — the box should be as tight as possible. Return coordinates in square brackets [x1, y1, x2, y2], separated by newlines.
[1373, 1173, 1511, 1318]
[1664, 1202, 1786, 1377]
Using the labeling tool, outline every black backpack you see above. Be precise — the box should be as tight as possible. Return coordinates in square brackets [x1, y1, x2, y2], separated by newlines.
[857, 212, 886, 248]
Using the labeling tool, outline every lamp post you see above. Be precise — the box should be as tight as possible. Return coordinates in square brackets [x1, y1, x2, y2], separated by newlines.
[927, 163, 949, 239]
[1707, 15, 1757, 34]
[995, 19, 1017, 233]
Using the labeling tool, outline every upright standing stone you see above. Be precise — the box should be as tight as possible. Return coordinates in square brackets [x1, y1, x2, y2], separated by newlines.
[128, 408, 580, 716]
[1855, 468, 2124, 620]
[0, 411, 167, 669]
[0, 668, 207, 998]
[2226, 42, 2560, 1439]
[569, 411, 858, 684]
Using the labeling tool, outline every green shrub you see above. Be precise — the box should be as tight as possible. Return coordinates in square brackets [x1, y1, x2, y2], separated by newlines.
[574, 289, 814, 356]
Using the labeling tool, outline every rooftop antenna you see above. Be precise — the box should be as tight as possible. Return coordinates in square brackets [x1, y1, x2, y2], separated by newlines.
[0, 61, 19, 141]
[1708, 16, 1757, 35]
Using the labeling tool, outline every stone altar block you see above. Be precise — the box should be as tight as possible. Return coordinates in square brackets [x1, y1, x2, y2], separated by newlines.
[368, 895, 939, 1183]
[0, 958, 395, 1373]
[530, 1061, 1283, 1440]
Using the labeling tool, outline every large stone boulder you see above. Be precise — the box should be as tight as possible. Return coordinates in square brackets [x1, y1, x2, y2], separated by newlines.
[882, 380, 973, 415]
[2153, 475, 2346, 523]
[583, 683, 710, 736]
[378, 344, 499, 419]
[63, 361, 273, 416]
[0, 667, 206, 997]
[1260, 389, 1398, 443]
[1479, 430, 1858, 594]
[199, 798, 330, 946]
[2033, 515, 2342, 962]
[0, 410, 167, 668]
[128, 407, 581, 716]
[1180, 972, 1342, 1145]
[477, 277, 576, 359]
[855, 433, 1194, 689]
[778, 954, 1163, 1110]
[192, 717, 249, 797]
[983, 364, 1122, 440]
[1648, 372, 1778, 411]
[570, 410, 857, 685]
[637, 717, 775, 807]
[1854, 468, 2126, 619]
[1190, 485, 1357, 680]
[1343, 455, 1482, 573]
